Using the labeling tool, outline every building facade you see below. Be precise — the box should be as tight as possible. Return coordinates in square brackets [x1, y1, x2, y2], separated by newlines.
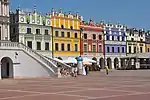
[126, 28, 146, 54]
[104, 23, 127, 69]
[10, 7, 52, 57]
[50, 8, 82, 60]
[80, 20, 104, 62]
[0, 0, 9, 40]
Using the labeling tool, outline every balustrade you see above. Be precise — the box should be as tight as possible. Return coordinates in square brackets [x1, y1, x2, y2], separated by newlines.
[0, 41, 58, 75]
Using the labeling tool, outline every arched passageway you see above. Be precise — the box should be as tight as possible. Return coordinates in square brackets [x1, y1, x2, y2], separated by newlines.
[1, 57, 13, 79]
[107, 58, 112, 69]
[114, 58, 119, 69]
[99, 58, 104, 69]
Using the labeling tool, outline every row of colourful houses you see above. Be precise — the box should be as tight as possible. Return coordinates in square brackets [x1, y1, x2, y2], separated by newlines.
[9, 7, 150, 69]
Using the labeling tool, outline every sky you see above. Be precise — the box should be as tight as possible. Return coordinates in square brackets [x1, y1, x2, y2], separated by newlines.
[10, 0, 150, 29]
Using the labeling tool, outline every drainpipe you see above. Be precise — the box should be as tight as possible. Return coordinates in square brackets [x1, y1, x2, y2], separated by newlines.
[52, 26, 54, 58]
[103, 31, 106, 68]
[80, 27, 84, 56]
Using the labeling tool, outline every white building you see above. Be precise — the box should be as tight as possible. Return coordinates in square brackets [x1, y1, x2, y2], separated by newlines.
[0, 0, 9, 40]
[10, 7, 52, 57]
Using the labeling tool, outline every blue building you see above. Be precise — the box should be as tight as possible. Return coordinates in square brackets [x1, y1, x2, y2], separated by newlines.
[103, 23, 127, 69]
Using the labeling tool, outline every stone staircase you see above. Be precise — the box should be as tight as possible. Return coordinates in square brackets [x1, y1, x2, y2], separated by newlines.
[0, 41, 58, 77]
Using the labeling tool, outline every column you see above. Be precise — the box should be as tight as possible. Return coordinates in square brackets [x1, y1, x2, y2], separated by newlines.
[112, 61, 114, 69]
[118, 59, 121, 68]
[2, 3, 4, 16]
[0, 1, 1, 15]
[3, 3, 5, 16]
[4, 4, 6, 16]
[41, 36, 44, 51]
[7, 24, 10, 40]
[33, 36, 36, 50]
[6, 4, 9, 16]
[2, 24, 4, 40]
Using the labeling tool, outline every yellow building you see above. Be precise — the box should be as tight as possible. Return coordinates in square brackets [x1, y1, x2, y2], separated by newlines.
[50, 8, 82, 59]
[126, 28, 146, 55]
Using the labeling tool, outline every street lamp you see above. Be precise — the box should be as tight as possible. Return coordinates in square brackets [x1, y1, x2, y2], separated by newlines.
[80, 27, 84, 56]
[103, 30, 106, 69]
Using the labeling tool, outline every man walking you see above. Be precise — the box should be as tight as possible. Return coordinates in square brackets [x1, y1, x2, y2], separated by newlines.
[105, 65, 109, 75]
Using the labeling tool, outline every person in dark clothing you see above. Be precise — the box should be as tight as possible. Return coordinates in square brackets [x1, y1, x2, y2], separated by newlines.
[85, 65, 88, 75]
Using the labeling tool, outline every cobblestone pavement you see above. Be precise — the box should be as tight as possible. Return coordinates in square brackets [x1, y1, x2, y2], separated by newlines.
[0, 70, 150, 100]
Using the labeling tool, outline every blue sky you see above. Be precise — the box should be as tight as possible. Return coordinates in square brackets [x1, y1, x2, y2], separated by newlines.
[10, 0, 150, 29]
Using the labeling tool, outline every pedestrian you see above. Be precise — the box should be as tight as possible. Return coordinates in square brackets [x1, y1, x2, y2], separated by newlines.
[74, 67, 78, 77]
[105, 65, 109, 75]
[85, 65, 88, 75]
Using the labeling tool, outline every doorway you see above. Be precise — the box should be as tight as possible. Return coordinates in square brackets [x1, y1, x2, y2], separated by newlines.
[1, 57, 13, 79]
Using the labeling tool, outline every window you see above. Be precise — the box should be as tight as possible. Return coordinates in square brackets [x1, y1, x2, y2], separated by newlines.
[84, 44, 88, 52]
[55, 43, 58, 51]
[118, 47, 120, 53]
[45, 42, 49, 50]
[107, 47, 109, 53]
[148, 48, 150, 52]
[106, 35, 109, 40]
[140, 39, 143, 42]
[27, 41, 32, 49]
[67, 44, 70, 51]
[36, 29, 40, 34]
[67, 32, 70, 38]
[61, 43, 64, 51]
[75, 44, 78, 51]
[122, 47, 124, 53]
[131, 38, 134, 41]
[129, 46, 131, 53]
[140, 47, 143, 53]
[117, 36, 120, 41]
[55, 31, 59, 37]
[93, 34, 96, 39]
[134, 47, 136, 53]
[37, 42, 41, 50]
[98, 45, 102, 52]
[61, 25, 64, 29]
[84, 34, 87, 39]
[112, 47, 114, 53]
[45, 29, 48, 35]
[122, 36, 125, 41]
[27, 28, 31, 34]
[112, 36, 114, 40]
[75, 33, 78, 38]
[13, 28, 15, 33]
[92, 45, 96, 52]
[61, 31, 64, 37]
[99, 35, 102, 40]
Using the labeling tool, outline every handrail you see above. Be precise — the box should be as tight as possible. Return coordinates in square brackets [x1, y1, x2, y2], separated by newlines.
[44, 56, 71, 68]
[0, 41, 58, 75]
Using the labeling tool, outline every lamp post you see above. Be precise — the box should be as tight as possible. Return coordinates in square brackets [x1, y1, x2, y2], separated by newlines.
[103, 31, 106, 69]
[80, 27, 84, 56]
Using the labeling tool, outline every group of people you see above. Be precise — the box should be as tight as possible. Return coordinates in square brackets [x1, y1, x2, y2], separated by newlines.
[60, 68, 69, 77]
[59, 64, 109, 78]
